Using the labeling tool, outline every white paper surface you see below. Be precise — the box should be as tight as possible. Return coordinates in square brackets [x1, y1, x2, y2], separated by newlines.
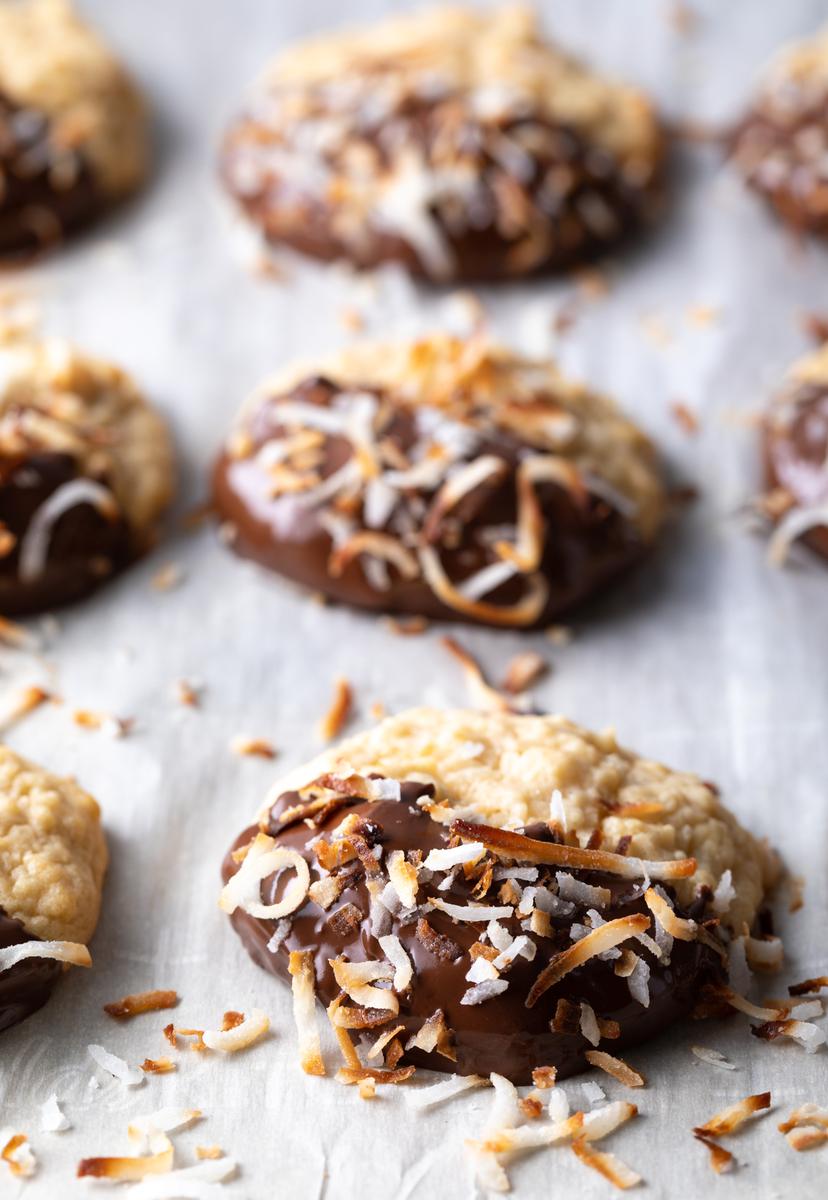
[1, 1, 827, 1197]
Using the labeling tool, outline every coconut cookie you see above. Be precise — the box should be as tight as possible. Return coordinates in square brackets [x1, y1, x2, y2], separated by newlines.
[0, 745, 107, 1032]
[764, 342, 828, 564]
[0, 338, 175, 615]
[213, 336, 666, 628]
[220, 708, 776, 1084]
[731, 26, 828, 235]
[220, 6, 664, 281]
[0, 0, 148, 257]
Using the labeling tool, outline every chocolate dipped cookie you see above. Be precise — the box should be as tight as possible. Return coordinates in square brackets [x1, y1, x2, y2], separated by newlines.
[214, 336, 666, 628]
[0, 745, 106, 1032]
[220, 5, 665, 282]
[221, 708, 776, 1084]
[0, 338, 174, 615]
[0, 0, 149, 258]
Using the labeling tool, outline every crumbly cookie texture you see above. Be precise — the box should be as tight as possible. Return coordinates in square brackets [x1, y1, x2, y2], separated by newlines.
[0, 745, 107, 942]
[0, 0, 148, 196]
[239, 334, 666, 543]
[260, 708, 777, 931]
[266, 5, 659, 166]
[0, 337, 174, 535]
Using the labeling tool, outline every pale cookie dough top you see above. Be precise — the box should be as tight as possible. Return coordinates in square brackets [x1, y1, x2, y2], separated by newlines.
[754, 25, 828, 117]
[0, 0, 148, 195]
[237, 334, 666, 544]
[0, 744, 107, 942]
[0, 338, 174, 535]
[264, 4, 660, 169]
[260, 707, 777, 931]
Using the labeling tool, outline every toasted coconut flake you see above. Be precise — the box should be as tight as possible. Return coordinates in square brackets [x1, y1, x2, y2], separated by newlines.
[420, 546, 548, 627]
[527, 915, 650, 1007]
[690, 1045, 736, 1070]
[462, 979, 510, 1005]
[492, 934, 536, 971]
[0, 939, 91, 973]
[407, 1074, 489, 1111]
[288, 951, 325, 1076]
[151, 562, 184, 592]
[440, 635, 511, 712]
[712, 869, 735, 915]
[585, 1051, 645, 1088]
[752, 1019, 827, 1052]
[127, 1109, 202, 1149]
[200, 1009, 269, 1053]
[416, 917, 460, 962]
[644, 888, 697, 941]
[72, 707, 134, 737]
[0, 1133, 35, 1179]
[174, 679, 201, 707]
[714, 984, 789, 1022]
[501, 652, 549, 695]
[358, 1076, 376, 1099]
[778, 1104, 828, 1134]
[219, 833, 310, 919]
[127, 1158, 238, 1196]
[405, 1009, 456, 1060]
[465, 1141, 510, 1193]
[768, 503, 828, 566]
[308, 875, 344, 911]
[423, 842, 485, 871]
[451, 820, 696, 881]
[423, 455, 507, 541]
[230, 735, 277, 759]
[104, 990, 179, 1020]
[0, 616, 38, 650]
[532, 1066, 557, 1089]
[580, 1003, 601, 1047]
[141, 1059, 176, 1075]
[694, 1133, 735, 1174]
[196, 1146, 224, 1161]
[318, 677, 353, 741]
[329, 531, 419, 582]
[431, 897, 513, 923]
[40, 1094, 70, 1133]
[77, 1136, 174, 1182]
[330, 1003, 393, 1030]
[331, 957, 398, 1013]
[695, 1092, 771, 1138]
[627, 955, 651, 1008]
[789, 976, 828, 997]
[367, 1024, 405, 1060]
[387, 849, 419, 908]
[326, 995, 362, 1069]
[557, 872, 610, 908]
[571, 1138, 641, 1190]
[377, 934, 413, 993]
[336, 1065, 416, 1086]
[785, 1126, 828, 1151]
[88, 1044, 144, 1087]
[0, 683, 52, 733]
[744, 935, 784, 972]
[20, 479, 118, 582]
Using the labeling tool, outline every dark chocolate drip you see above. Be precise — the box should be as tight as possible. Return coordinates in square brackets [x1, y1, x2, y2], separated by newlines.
[222, 790, 721, 1084]
[214, 376, 648, 628]
[763, 383, 828, 562]
[0, 906, 61, 1035]
[0, 451, 132, 616]
[0, 92, 104, 259]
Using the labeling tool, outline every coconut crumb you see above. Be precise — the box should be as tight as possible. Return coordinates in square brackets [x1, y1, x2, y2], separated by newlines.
[104, 990, 179, 1020]
[230, 735, 277, 759]
[151, 562, 184, 591]
[318, 677, 353, 741]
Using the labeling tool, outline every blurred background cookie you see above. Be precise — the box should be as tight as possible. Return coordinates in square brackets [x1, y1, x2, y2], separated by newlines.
[0, 745, 106, 1033]
[764, 342, 828, 564]
[0, 339, 174, 615]
[731, 26, 828, 236]
[213, 335, 666, 628]
[220, 5, 665, 282]
[0, 0, 149, 258]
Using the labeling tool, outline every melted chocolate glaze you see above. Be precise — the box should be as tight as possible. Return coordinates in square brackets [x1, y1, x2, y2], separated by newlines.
[222, 790, 721, 1084]
[221, 100, 662, 281]
[0, 93, 105, 259]
[0, 451, 132, 615]
[764, 383, 828, 562]
[214, 377, 649, 628]
[0, 907, 61, 1034]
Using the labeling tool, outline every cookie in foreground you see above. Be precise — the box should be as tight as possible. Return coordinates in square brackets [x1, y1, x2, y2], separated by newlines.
[0, 338, 175, 615]
[762, 342, 828, 565]
[213, 335, 666, 627]
[731, 25, 828, 236]
[220, 708, 777, 1084]
[0, 745, 106, 1032]
[0, 0, 149, 257]
[220, 5, 664, 281]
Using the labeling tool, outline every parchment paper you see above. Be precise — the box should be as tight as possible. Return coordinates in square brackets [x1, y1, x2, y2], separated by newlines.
[2, 1, 828, 1196]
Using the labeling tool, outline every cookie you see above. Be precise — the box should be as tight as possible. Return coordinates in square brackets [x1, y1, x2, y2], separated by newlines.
[0, 338, 175, 615]
[214, 335, 666, 628]
[220, 6, 664, 281]
[0, 744, 107, 1032]
[731, 27, 828, 235]
[0, 0, 148, 257]
[221, 708, 776, 1083]
[764, 342, 828, 564]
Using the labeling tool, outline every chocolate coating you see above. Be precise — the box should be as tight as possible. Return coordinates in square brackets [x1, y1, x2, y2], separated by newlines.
[222, 105, 662, 282]
[0, 907, 61, 1034]
[764, 382, 828, 561]
[222, 790, 720, 1084]
[214, 377, 650, 627]
[0, 451, 132, 615]
[0, 93, 105, 259]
